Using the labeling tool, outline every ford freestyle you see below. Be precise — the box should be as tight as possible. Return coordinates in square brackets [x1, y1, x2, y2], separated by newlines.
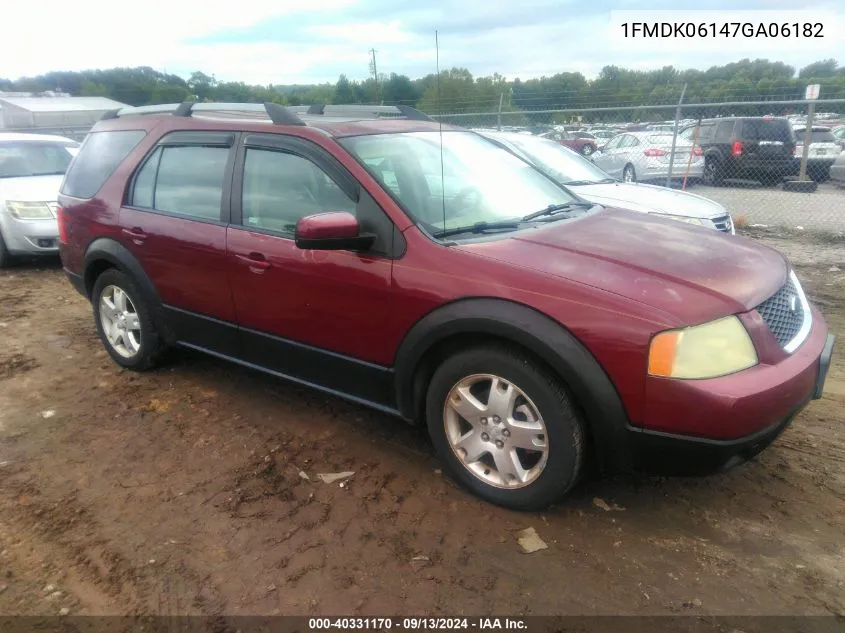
[57, 103, 835, 510]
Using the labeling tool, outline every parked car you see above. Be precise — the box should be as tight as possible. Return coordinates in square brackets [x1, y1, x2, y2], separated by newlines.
[686, 117, 796, 186]
[590, 132, 704, 183]
[792, 126, 843, 181]
[0, 133, 80, 267]
[539, 129, 598, 156]
[830, 125, 845, 150]
[830, 152, 845, 186]
[476, 131, 733, 233]
[58, 102, 834, 510]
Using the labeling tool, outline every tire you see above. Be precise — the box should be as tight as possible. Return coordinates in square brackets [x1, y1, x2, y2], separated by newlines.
[703, 158, 723, 186]
[0, 231, 9, 269]
[622, 164, 636, 183]
[92, 268, 165, 371]
[581, 143, 596, 157]
[425, 345, 585, 510]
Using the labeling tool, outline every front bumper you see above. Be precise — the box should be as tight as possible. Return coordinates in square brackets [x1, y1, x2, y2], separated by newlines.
[630, 329, 835, 474]
[0, 216, 60, 255]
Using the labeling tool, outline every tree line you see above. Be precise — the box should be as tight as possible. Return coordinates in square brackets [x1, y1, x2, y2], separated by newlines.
[2, 58, 843, 123]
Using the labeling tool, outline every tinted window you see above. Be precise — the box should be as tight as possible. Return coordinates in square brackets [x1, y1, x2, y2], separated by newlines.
[740, 119, 794, 143]
[130, 146, 228, 221]
[242, 149, 355, 235]
[715, 121, 734, 142]
[696, 123, 716, 141]
[0, 142, 75, 179]
[61, 130, 146, 198]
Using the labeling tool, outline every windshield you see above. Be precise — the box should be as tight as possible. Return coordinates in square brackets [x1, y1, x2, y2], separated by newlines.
[496, 134, 614, 185]
[341, 131, 575, 235]
[0, 142, 76, 178]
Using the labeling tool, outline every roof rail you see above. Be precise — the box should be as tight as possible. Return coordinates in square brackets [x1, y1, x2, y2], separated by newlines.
[289, 104, 434, 122]
[100, 102, 306, 126]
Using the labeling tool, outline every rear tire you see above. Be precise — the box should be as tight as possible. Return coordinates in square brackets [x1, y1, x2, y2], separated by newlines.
[581, 144, 596, 157]
[92, 269, 165, 371]
[425, 345, 585, 510]
[703, 158, 723, 186]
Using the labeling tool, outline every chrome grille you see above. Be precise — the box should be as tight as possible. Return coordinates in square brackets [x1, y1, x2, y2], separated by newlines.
[755, 273, 810, 350]
[711, 214, 733, 233]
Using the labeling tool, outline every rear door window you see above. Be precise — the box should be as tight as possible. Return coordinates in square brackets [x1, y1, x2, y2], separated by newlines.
[61, 130, 146, 198]
[715, 121, 735, 142]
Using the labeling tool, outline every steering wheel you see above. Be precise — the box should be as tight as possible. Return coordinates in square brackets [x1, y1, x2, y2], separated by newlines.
[451, 186, 482, 213]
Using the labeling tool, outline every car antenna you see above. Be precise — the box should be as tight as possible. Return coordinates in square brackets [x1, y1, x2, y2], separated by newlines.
[435, 30, 446, 235]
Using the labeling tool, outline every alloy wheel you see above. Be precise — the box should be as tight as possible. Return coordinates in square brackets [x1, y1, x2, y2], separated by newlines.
[443, 374, 548, 489]
[99, 285, 142, 358]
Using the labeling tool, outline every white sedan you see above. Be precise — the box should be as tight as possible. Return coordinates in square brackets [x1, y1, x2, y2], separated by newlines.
[475, 130, 734, 233]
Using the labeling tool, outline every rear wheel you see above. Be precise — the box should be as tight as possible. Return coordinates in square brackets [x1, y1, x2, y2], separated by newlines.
[581, 143, 596, 157]
[92, 269, 165, 371]
[426, 346, 584, 510]
[622, 164, 636, 183]
[703, 158, 723, 186]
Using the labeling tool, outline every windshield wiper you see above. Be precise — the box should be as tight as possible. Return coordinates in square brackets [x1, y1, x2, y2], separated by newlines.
[562, 178, 616, 186]
[30, 171, 66, 176]
[522, 201, 595, 221]
[433, 220, 525, 239]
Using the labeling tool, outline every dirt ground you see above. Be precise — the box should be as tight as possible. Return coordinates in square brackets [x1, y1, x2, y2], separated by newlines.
[0, 229, 843, 619]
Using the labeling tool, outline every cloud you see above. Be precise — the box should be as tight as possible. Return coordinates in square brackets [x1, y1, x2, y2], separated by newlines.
[1, 0, 842, 84]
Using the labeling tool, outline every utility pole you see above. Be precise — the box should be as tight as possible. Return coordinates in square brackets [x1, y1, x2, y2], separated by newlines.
[666, 82, 687, 187]
[369, 48, 380, 103]
[497, 92, 504, 131]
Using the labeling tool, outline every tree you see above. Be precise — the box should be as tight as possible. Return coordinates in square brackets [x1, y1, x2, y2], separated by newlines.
[799, 59, 838, 79]
[382, 73, 419, 105]
[333, 75, 355, 104]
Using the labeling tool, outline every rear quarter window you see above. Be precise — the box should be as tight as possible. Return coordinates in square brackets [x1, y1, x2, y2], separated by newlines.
[61, 130, 146, 199]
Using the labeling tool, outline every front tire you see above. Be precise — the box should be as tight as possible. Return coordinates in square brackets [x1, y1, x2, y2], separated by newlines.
[92, 269, 165, 371]
[622, 164, 636, 183]
[426, 346, 584, 510]
[0, 231, 10, 269]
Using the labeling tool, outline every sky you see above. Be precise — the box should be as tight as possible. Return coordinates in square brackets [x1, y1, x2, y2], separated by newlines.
[2, 0, 844, 84]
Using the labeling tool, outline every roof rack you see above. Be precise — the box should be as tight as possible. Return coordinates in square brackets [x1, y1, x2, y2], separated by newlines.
[100, 102, 434, 125]
[289, 104, 433, 122]
[101, 102, 306, 126]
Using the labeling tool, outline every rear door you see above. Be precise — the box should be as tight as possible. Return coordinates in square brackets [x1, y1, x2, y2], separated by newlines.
[121, 132, 238, 354]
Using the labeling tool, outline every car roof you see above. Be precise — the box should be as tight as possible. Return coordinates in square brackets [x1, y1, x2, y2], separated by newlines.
[0, 132, 79, 144]
[793, 126, 831, 132]
[92, 102, 453, 139]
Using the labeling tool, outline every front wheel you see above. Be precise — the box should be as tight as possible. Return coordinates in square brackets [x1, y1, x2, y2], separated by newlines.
[622, 164, 636, 183]
[581, 144, 596, 157]
[426, 346, 585, 510]
[0, 231, 10, 268]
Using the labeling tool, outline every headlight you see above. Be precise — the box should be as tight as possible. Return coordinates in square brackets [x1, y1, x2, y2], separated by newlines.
[650, 213, 705, 227]
[5, 201, 54, 220]
[648, 315, 758, 379]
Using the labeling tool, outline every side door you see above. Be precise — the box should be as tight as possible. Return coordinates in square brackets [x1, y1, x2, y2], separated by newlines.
[121, 131, 238, 354]
[593, 134, 623, 175]
[226, 133, 399, 410]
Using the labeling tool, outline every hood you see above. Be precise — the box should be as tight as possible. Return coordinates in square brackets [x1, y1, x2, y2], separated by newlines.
[572, 182, 727, 219]
[0, 175, 63, 203]
[462, 208, 786, 325]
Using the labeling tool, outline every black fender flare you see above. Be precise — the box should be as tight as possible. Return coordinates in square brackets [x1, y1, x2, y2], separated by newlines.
[82, 238, 174, 343]
[393, 298, 633, 472]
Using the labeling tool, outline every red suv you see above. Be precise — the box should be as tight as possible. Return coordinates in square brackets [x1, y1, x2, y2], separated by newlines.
[58, 103, 835, 510]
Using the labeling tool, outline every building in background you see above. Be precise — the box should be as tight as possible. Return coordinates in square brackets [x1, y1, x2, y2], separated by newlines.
[0, 95, 128, 141]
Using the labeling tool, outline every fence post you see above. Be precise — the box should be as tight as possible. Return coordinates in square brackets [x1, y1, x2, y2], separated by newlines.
[497, 92, 504, 131]
[798, 102, 815, 181]
[666, 83, 687, 187]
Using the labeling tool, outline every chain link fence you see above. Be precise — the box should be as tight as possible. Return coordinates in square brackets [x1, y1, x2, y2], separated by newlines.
[428, 99, 845, 234]
[2, 125, 93, 142]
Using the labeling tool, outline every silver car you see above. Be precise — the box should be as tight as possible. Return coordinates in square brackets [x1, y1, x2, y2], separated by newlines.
[476, 130, 734, 233]
[591, 131, 704, 183]
[0, 133, 79, 267]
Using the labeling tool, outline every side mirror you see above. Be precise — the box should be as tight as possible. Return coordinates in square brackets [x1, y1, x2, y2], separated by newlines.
[294, 212, 376, 251]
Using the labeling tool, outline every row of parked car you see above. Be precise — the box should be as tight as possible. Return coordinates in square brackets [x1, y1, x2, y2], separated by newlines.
[1, 103, 835, 510]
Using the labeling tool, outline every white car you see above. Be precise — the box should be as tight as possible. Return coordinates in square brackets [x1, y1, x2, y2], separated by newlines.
[589, 131, 704, 184]
[476, 130, 734, 233]
[793, 126, 843, 180]
[0, 133, 79, 266]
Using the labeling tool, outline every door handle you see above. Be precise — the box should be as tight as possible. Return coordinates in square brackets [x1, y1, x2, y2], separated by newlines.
[122, 227, 148, 244]
[235, 252, 271, 271]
